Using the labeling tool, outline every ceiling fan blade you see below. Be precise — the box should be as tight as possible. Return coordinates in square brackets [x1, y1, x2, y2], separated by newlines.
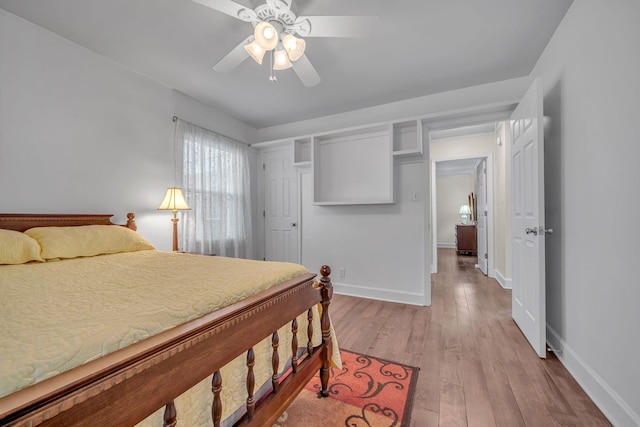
[294, 15, 381, 37]
[292, 55, 321, 87]
[213, 36, 252, 72]
[192, 0, 257, 22]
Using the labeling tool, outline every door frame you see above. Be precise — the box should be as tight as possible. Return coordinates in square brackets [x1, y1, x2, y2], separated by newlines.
[475, 158, 489, 275]
[421, 101, 516, 296]
[430, 153, 495, 278]
[296, 165, 310, 264]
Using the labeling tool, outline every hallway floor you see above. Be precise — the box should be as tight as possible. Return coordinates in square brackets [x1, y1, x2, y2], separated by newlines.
[329, 248, 611, 426]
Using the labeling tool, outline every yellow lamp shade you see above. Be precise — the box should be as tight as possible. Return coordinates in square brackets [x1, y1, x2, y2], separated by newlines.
[244, 40, 266, 64]
[158, 187, 190, 212]
[254, 21, 278, 51]
[283, 34, 306, 62]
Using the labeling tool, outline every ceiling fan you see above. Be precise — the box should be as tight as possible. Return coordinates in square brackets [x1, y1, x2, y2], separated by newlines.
[192, 0, 380, 87]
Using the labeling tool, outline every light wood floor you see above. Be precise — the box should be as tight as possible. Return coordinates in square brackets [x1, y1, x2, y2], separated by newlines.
[329, 248, 611, 427]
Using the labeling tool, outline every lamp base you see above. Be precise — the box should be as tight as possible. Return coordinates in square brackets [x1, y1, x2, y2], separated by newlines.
[171, 212, 179, 252]
[461, 214, 469, 224]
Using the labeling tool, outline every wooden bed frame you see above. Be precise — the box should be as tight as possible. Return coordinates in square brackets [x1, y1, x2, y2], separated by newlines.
[0, 213, 333, 427]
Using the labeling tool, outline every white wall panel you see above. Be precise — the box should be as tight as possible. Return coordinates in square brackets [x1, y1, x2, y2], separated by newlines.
[300, 158, 426, 304]
[436, 176, 474, 245]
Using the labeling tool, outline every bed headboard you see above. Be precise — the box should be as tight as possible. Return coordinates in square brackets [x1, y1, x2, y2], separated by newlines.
[0, 212, 137, 232]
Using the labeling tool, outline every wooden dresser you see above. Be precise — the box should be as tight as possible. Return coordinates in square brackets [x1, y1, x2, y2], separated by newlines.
[455, 224, 477, 256]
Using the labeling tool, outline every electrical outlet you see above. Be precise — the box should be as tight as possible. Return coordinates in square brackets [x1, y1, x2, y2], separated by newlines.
[339, 268, 346, 278]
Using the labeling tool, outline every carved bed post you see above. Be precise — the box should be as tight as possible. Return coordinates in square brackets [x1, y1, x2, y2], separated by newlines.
[246, 348, 256, 420]
[125, 212, 137, 231]
[306, 308, 313, 356]
[211, 371, 222, 427]
[271, 331, 280, 393]
[163, 401, 177, 427]
[318, 265, 333, 398]
[291, 318, 299, 373]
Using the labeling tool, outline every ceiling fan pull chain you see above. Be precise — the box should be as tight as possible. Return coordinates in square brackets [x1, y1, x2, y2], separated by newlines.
[269, 50, 277, 82]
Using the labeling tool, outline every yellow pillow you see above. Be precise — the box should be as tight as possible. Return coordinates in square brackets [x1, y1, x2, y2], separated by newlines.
[25, 225, 155, 260]
[0, 229, 44, 264]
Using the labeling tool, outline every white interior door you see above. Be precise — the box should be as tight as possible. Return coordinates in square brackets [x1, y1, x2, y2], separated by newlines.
[511, 78, 547, 358]
[263, 147, 298, 263]
[476, 159, 488, 275]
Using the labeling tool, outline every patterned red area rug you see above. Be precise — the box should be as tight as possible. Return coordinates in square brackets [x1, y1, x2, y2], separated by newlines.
[275, 350, 419, 427]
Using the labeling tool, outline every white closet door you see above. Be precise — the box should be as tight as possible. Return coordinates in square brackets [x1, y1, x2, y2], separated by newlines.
[263, 147, 299, 263]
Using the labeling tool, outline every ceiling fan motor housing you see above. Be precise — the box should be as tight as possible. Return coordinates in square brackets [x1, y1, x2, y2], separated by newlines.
[254, 3, 296, 35]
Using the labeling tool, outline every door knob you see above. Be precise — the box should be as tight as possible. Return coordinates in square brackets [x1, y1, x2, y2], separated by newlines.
[539, 227, 553, 235]
[290, 223, 297, 227]
[525, 227, 538, 235]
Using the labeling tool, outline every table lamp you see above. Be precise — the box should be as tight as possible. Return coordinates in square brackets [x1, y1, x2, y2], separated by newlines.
[459, 204, 472, 224]
[158, 187, 190, 251]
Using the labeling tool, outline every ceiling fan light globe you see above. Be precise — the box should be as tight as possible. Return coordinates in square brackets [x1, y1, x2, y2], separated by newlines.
[284, 35, 297, 50]
[254, 21, 278, 51]
[264, 27, 275, 39]
[273, 49, 293, 70]
[244, 41, 266, 65]
[283, 34, 305, 62]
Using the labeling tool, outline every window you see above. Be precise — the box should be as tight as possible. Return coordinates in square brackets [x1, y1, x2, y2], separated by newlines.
[177, 119, 252, 258]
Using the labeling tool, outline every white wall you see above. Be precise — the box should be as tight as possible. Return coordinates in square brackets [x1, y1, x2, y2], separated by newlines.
[0, 10, 259, 253]
[529, 1, 640, 425]
[430, 133, 496, 160]
[300, 156, 427, 305]
[436, 176, 473, 245]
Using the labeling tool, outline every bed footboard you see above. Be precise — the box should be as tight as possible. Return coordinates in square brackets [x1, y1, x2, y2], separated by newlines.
[0, 265, 334, 427]
[231, 265, 334, 427]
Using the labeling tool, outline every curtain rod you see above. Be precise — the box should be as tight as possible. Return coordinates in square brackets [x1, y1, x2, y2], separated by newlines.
[171, 115, 250, 148]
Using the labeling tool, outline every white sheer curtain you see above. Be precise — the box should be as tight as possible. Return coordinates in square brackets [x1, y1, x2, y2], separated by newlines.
[177, 119, 253, 258]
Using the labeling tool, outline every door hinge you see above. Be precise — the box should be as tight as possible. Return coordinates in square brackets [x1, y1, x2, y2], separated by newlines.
[263, 210, 265, 218]
[262, 163, 265, 170]
[485, 253, 488, 259]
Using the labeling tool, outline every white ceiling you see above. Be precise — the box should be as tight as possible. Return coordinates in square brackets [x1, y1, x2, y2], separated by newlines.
[0, 0, 572, 129]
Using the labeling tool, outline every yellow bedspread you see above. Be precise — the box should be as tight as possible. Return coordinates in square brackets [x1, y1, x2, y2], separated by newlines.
[0, 251, 339, 425]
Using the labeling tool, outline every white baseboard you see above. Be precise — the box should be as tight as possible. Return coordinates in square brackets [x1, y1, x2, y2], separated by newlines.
[546, 325, 640, 427]
[333, 282, 425, 306]
[437, 243, 456, 248]
[494, 269, 512, 289]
